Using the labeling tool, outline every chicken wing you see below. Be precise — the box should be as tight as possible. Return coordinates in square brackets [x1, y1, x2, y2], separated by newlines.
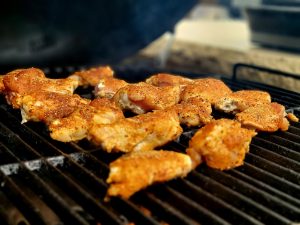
[49, 98, 124, 142]
[146, 73, 193, 87]
[180, 78, 232, 105]
[106, 150, 193, 199]
[20, 92, 88, 124]
[186, 119, 256, 170]
[215, 90, 271, 114]
[236, 102, 290, 132]
[69, 66, 114, 87]
[170, 97, 213, 127]
[94, 77, 128, 98]
[113, 82, 181, 114]
[88, 109, 182, 153]
[3, 68, 79, 108]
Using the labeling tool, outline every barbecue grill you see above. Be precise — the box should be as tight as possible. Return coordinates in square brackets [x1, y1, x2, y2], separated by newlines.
[0, 63, 299, 225]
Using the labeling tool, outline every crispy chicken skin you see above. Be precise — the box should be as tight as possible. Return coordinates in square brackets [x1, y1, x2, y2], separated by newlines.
[145, 73, 193, 87]
[106, 150, 193, 199]
[69, 66, 114, 87]
[94, 77, 128, 99]
[3, 68, 79, 108]
[20, 92, 87, 124]
[170, 97, 213, 127]
[113, 82, 181, 114]
[180, 78, 232, 105]
[236, 102, 290, 132]
[49, 98, 124, 142]
[215, 90, 271, 114]
[186, 119, 256, 170]
[88, 109, 182, 153]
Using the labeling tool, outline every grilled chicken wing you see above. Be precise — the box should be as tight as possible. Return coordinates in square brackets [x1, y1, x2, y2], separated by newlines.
[146, 73, 193, 87]
[181, 78, 232, 105]
[215, 90, 271, 114]
[94, 77, 128, 99]
[170, 97, 213, 127]
[106, 150, 192, 199]
[88, 109, 182, 153]
[49, 98, 124, 142]
[186, 119, 256, 170]
[236, 102, 290, 132]
[69, 66, 114, 87]
[20, 92, 87, 124]
[113, 82, 181, 114]
[3, 68, 79, 108]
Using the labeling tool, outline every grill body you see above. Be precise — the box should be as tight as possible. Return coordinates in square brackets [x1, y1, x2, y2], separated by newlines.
[0, 66, 299, 225]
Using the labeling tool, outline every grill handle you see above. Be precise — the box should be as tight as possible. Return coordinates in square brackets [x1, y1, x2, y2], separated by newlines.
[232, 63, 300, 81]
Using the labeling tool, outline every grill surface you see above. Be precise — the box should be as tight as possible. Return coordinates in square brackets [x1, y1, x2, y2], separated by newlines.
[0, 65, 300, 225]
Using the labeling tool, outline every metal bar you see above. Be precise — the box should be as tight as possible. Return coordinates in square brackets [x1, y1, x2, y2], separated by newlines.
[189, 170, 292, 225]
[202, 167, 300, 221]
[170, 179, 264, 225]
[237, 163, 300, 199]
[227, 169, 300, 208]
[134, 192, 199, 225]
[232, 63, 300, 81]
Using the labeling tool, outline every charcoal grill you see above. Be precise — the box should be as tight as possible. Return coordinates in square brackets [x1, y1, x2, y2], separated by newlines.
[0, 64, 299, 225]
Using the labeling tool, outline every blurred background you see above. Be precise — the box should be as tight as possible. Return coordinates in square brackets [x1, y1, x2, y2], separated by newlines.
[1, 0, 300, 91]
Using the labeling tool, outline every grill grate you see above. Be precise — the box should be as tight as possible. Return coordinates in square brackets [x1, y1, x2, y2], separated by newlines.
[0, 65, 300, 225]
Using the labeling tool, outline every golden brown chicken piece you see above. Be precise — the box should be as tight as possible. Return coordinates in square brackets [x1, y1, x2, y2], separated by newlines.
[169, 97, 213, 127]
[236, 102, 290, 132]
[3, 68, 79, 108]
[49, 98, 124, 142]
[113, 82, 181, 114]
[215, 90, 271, 114]
[180, 78, 232, 105]
[0, 76, 5, 94]
[20, 92, 88, 124]
[69, 66, 114, 87]
[106, 150, 193, 199]
[88, 109, 182, 153]
[287, 113, 299, 122]
[186, 119, 256, 170]
[145, 73, 193, 87]
[94, 77, 128, 98]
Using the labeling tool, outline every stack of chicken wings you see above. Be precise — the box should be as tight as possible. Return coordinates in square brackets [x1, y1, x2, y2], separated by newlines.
[0, 66, 298, 200]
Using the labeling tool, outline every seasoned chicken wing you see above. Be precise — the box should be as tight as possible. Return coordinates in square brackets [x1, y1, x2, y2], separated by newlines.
[49, 98, 124, 142]
[106, 150, 193, 199]
[186, 119, 256, 170]
[94, 77, 128, 98]
[236, 102, 290, 132]
[113, 82, 181, 114]
[3, 68, 79, 108]
[88, 109, 182, 153]
[181, 78, 232, 105]
[146, 73, 193, 87]
[69, 66, 114, 87]
[170, 97, 213, 127]
[20, 92, 87, 124]
[215, 90, 271, 114]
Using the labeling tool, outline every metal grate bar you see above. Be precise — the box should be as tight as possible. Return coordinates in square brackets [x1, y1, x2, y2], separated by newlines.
[250, 144, 300, 172]
[169, 179, 264, 225]
[188, 170, 292, 225]
[246, 153, 300, 185]
[202, 167, 300, 221]
[237, 163, 300, 199]
[227, 169, 300, 208]
[134, 192, 200, 225]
